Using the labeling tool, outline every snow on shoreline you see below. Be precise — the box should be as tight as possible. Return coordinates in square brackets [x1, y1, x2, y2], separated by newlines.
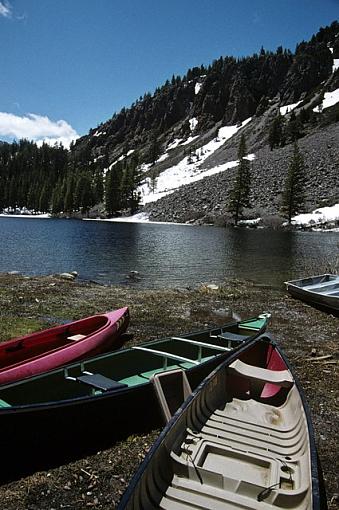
[83, 213, 193, 226]
[2, 203, 338, 230]
[0, 213, 50, 219]
[291, 203, 339, 228]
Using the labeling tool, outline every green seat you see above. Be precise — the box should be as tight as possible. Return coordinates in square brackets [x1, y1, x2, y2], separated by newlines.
[0, 398, 11, 408]
[141, 365, 180, 379]
[119, 374, 148, 387]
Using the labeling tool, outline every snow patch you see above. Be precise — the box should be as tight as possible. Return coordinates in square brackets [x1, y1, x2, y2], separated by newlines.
[292, 204, 339, 226]
[139, 118, 253, 205]
[195, 82, 202, 95]
[181, 135, 199, 146]
[0, 212, 50, 219]
[313, 88, 339, 112]
[156, 153, 169, 163]
[109, 149, 135, 169]
[189, 117, 198, 131]
[167, 138, 183, 150]
[280, 101, 302, 116]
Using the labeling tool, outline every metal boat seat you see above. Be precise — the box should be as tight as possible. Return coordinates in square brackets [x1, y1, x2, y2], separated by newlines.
[217, 332, 246, 342]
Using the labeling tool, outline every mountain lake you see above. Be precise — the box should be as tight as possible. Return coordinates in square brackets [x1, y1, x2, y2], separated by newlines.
[0, 216, 337, 289]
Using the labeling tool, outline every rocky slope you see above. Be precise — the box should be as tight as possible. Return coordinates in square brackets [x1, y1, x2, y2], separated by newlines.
[144, 119, 339, 225]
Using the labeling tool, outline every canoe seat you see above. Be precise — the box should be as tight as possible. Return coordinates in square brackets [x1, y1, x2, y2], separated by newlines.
[228, 359, 293, 388]
[119, 374, 149, 387]
[67, 334, 86, 341]
[76, 373, 128, 391]
[217, 332, 246, 343]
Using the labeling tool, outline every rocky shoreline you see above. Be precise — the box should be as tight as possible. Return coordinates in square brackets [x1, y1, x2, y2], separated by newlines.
[0, 273, 337, 509]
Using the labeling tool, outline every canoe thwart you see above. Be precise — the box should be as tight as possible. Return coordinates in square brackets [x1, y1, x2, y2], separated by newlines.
[152, 369, 192, 423]
[228, 359, 294, 388]
[76, 373, 128, 391]
[170, 337, 232, 352]
[132, 346, 200, 366]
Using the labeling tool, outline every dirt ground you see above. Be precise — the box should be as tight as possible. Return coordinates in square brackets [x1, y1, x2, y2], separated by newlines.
[0, 273, 337, 509]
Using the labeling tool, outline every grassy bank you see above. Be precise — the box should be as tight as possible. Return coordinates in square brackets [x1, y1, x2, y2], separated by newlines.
[0, 273, 337, 509]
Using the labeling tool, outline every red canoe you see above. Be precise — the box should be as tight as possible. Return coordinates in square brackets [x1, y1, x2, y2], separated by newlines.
[0, 307, 129, 385]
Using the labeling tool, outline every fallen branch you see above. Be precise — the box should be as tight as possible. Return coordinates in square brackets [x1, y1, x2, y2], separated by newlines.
[305, 354, 333, 362]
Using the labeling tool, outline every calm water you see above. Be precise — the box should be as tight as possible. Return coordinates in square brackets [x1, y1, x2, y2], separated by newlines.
[0, 217, 337, 289]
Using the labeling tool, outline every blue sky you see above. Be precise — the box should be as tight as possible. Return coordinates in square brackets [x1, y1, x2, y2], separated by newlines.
[0, 0, 338, 146]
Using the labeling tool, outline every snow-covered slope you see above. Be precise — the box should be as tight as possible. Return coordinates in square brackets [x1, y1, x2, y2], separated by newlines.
[139, 118, 253, 205]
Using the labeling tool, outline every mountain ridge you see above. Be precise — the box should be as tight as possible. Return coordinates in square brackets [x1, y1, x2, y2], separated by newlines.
[70, 20, 338, 224]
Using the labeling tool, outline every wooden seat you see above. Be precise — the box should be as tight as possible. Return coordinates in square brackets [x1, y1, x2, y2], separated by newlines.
[67, 334, 86, 341]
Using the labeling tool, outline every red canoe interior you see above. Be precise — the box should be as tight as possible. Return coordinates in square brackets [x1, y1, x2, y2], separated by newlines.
[227, 340, 291, 402]
[0, 315, 109, 369]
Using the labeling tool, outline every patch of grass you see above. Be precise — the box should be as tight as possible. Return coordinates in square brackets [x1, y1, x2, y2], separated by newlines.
[0, 316, 44, 342]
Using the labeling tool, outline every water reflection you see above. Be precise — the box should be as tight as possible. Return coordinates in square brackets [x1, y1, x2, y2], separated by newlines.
[0, 217, 337, 289]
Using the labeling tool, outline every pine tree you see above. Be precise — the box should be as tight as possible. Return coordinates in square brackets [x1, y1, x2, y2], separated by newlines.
[74, 173, 94, 215]
[281, 141, 306, 224]
[39, 185, 50, 213]
[93, 170, 104, 204]
[227, 134, 251, 225]
[287, 111, 303, 141]
[125, 155, 142, 214]
[149, 165, 158, 193]
[105, 166, 122, 216]
[51, 182, 63, 215]
[268, 112, 284, 150]
[148, 134, 161, 166]
[64, 174, 75, 214]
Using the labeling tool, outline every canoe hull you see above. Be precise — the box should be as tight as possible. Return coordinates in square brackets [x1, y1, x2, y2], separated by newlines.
[0, 315, 268, 482]
[285, 274, 339, 316]
[0, 307, 130, 384]
[0, 349, 248, 482]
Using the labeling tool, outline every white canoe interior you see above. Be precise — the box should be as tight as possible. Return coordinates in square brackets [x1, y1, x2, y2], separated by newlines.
[127, 343, 313, 510]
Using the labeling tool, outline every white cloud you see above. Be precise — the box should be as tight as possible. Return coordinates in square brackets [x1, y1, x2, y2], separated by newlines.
[0, 112, 79, 148]
[0, 1, 11, 18]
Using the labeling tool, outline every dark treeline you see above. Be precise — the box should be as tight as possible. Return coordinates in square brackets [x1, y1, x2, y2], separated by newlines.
[0, 140, 141, 216]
